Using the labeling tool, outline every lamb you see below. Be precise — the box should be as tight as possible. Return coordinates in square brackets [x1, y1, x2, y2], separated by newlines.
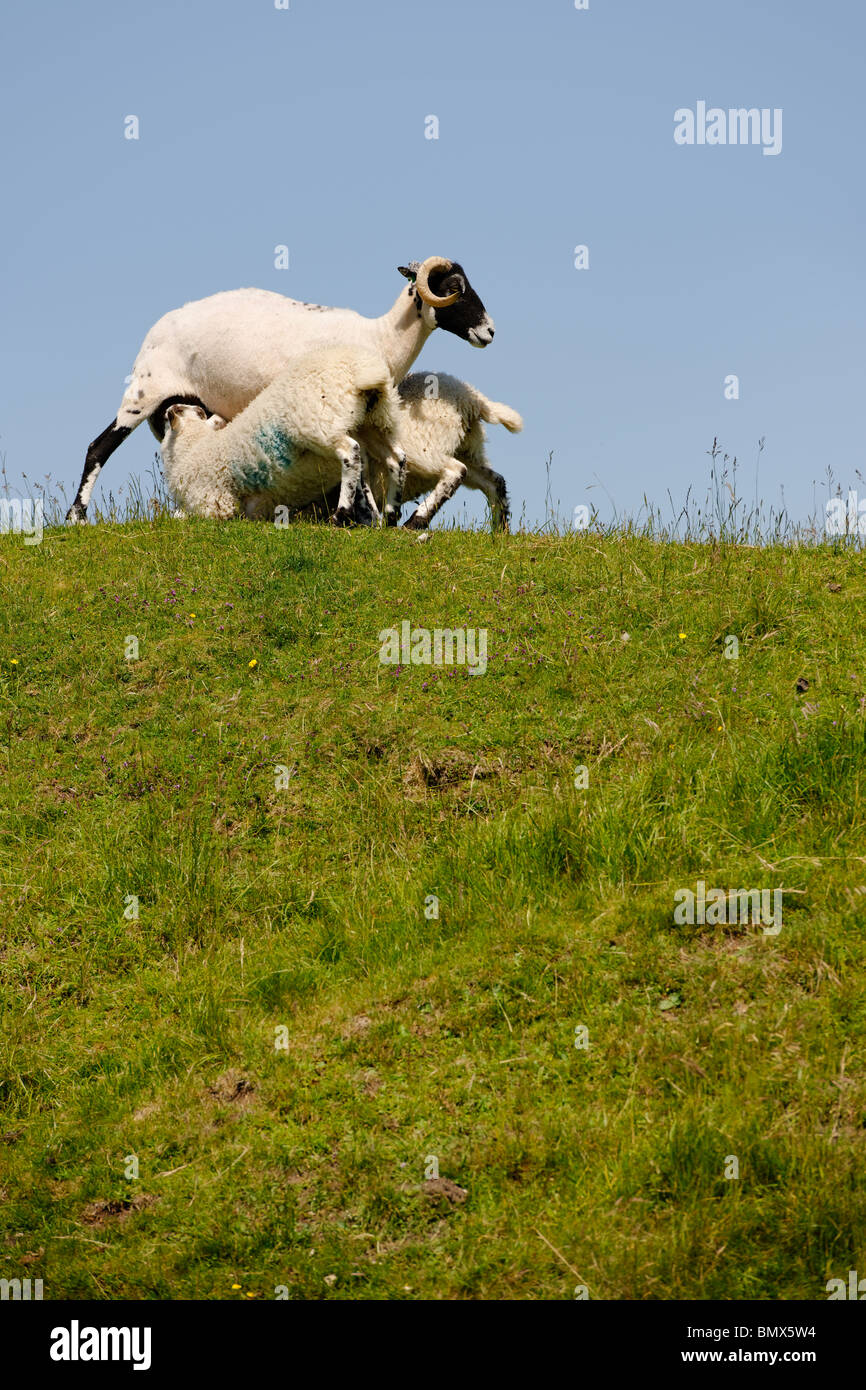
[382, 372, 522, 531]
[249, 372, 523, 532]
[160, 345, 403, 526]
[68, 257, 495, 523]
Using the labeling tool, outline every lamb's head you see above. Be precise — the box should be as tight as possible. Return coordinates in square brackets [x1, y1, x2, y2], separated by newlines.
[398, 257, 495, 348]
[163, 403, 227, 450]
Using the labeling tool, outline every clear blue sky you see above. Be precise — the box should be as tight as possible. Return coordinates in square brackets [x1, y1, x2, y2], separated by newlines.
[1, 0, 863, 527]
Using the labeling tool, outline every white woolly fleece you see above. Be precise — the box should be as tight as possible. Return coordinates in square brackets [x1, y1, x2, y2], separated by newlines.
[367, 372, 522, 528]
[160, 345, 400, 520]
[119, 285, 443, 435]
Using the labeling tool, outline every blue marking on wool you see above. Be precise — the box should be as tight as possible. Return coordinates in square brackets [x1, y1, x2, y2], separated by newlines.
[229, 424, 297, 491]
[256, 424, 296, 470]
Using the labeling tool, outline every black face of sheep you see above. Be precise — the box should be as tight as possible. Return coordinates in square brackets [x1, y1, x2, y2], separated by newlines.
[398, 259, 495, 347]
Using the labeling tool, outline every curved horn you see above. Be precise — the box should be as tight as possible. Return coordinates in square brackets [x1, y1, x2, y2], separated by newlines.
[415, 256, 460, 308]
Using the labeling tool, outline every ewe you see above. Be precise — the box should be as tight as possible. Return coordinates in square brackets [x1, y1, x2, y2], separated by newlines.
[68, 257, 495, 523]
[160, 345, 402, 526]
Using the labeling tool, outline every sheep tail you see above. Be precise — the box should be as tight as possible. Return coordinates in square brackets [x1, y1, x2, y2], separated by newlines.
[480, 399, 523, 433]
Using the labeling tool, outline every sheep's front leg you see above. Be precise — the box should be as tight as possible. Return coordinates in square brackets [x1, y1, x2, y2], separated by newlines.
[351, 481, 380, 527]
[352, 447, 382, 526]
[402, 458, 467, 530]
[352, 444, 399, 526]
[330, 436, 363, 526]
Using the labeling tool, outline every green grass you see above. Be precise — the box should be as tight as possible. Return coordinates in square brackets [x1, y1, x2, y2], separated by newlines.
[2, 515, 865, 1300]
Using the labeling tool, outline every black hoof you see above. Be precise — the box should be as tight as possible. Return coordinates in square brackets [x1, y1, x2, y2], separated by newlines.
[330, 508, 355, 528]
[402, 511, 427, 530]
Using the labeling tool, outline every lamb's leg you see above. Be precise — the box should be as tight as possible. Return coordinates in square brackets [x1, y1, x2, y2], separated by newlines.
[351, 480, 379, 527]
[402, 458, 467, 530]
[66, 420, 132, 523]
[463, 461, 511, 532]
[330, 436, 364, 526]
[381, 447, 406, 527]
[355, 442, 401, 526]
[354, 446, 382, 526]
[343, 471, 377, 525]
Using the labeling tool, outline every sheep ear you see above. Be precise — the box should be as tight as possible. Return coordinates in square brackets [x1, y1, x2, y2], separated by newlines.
[165, 404, 183, 431]
[398, 263, 419, 282]
[209, 415, 228, 430]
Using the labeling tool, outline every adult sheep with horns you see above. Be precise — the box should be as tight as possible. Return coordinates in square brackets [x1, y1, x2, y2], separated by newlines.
[67, 256, 495, 523]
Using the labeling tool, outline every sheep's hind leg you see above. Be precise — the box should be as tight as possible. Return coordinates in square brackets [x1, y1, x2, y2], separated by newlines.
[463, 461, 511, 531]
[403, 458, 467, 530]
[67, 392, 210, 524]
[66, 420, 132, 523]
[330, 436, 364, 527]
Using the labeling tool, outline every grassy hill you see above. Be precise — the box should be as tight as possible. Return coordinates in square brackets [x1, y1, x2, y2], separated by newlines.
[2, 516, 865, 1300]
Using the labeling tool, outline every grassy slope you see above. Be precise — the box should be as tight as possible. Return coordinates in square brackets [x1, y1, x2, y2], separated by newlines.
[1, 519, 865, 1301]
